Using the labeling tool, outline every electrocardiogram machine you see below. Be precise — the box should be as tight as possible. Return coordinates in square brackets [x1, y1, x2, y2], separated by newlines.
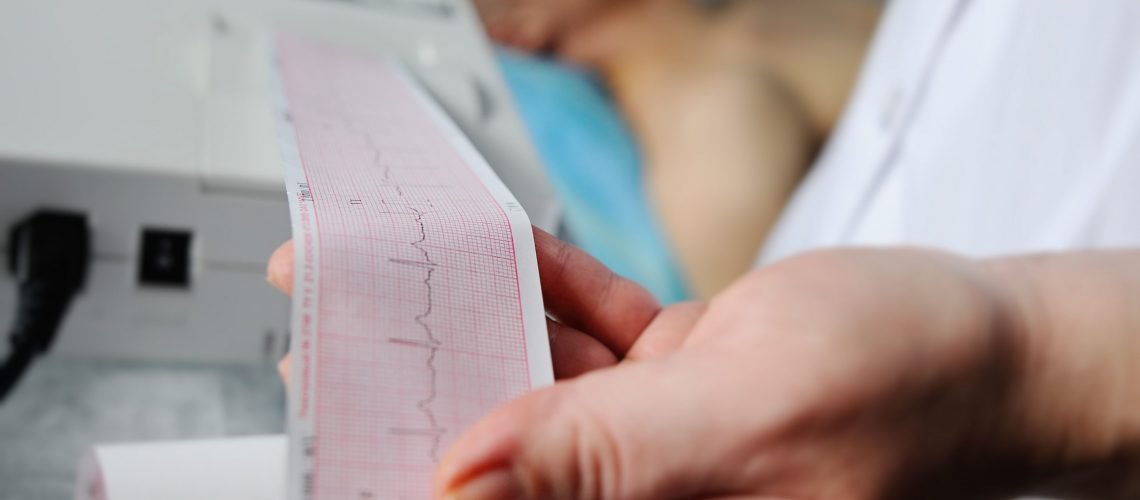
[0, 0, 556, 365]
[1, 2, 559, 497]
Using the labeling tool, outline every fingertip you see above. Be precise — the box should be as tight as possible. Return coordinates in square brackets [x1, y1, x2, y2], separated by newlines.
[439, 361, 710, 500]
[440, 467, 520, 500]
[277, 355, 291, 386]
[267, 240, 294, 294]
[435, 387, 563, 496]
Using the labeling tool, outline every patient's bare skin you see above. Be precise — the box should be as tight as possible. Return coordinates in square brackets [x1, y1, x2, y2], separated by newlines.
[473, 0, 613, 54]
[477, 0, 881, 297]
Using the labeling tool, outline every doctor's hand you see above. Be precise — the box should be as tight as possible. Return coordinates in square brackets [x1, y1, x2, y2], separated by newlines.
[431, 233, 1140, 499]
[267, 232, 1140, 500]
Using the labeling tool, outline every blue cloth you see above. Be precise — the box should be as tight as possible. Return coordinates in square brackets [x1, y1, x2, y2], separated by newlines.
[495, 48, 690, 303]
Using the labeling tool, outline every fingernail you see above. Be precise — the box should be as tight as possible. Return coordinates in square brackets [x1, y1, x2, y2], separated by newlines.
[446, 468, 521, 500]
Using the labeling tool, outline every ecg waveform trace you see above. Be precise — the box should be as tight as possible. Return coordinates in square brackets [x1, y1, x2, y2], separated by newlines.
[276, 36, 547, 500]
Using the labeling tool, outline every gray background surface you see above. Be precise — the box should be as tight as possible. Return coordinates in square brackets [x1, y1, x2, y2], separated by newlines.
[0, 358, 284, 500]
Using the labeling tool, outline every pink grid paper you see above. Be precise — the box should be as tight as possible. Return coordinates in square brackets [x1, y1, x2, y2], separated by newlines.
[275, 35, 550, 500]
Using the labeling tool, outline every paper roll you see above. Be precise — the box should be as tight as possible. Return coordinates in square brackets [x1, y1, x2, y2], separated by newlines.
[75, 435, 285, 500]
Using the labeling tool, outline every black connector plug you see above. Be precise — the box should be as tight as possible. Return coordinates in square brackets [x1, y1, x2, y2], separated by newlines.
[1, 210, 90, 402]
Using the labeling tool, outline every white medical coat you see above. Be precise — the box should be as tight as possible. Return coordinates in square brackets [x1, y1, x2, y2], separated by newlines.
[759, 0, 1140, 265]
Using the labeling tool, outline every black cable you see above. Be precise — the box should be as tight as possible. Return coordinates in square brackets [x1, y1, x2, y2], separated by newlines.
[1, 210, 90, 403]
[0, 348, 33, 402]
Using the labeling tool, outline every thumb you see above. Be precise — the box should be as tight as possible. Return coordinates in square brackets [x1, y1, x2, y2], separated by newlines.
[435, 353, 742, 500]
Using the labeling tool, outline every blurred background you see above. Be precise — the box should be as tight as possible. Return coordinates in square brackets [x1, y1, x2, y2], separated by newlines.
[0, 0, 886, 497]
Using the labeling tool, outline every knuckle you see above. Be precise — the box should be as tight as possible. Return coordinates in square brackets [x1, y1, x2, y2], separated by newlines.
[537, 384, 626, 500]
[552, 238, 576, 280]
[589, 271, 619, 321]
[573, 402, 626, 499]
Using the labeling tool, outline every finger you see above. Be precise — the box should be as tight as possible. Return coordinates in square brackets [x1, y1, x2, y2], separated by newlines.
[547, 319, 619, 379]
[267, 240, 294, 295]
[533, 227, 660, 356]
[435, 355, 740, 500]
[278, 354, 291, 386]
[627, 301, 707, 361]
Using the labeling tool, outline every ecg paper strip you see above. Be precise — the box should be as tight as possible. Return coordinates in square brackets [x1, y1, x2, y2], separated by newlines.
[272, 36, 553, 500]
